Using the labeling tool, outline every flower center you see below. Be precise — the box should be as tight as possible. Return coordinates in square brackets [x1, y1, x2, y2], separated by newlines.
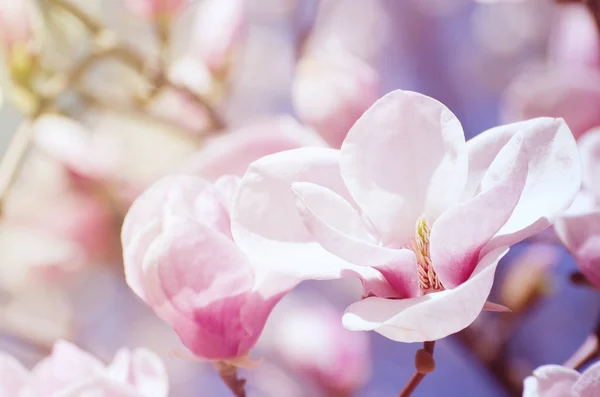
[410, 216, 443, 292]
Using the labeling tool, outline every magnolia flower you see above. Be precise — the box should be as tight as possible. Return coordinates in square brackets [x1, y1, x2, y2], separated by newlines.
[124, 0, 185, 19]
[190, 0, 246, 73]
[0, 340, 168, 397]
[555, 128, 600, 289]
[292, 48, 379, 148]
[271, 296, 371, 395]
[231, 89, 581, 342]
[523, 363, 600, 397]
[183, 116, 327, 180]
[121, 175, 297, 361]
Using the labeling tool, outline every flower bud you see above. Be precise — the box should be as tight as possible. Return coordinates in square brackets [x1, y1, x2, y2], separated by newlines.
[121, 174, 296, 360]
[292, 48, 379, 148]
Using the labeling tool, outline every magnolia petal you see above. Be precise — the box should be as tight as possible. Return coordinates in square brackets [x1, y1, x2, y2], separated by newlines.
[524, 365, 580, 397]
[555, 211, 600, 289]
[578, 128, 600, 198]
[483, 301, 511, 313]
[291, 181, 418, 298]
[573, 361, 600, 396]
[430, 132, 528, 287]
[231, 148, 379, 281]
[467, 118, 581, 252]
[0, 354, 28, 396]
[342, 248, 508, 343]
[340, 89, 468, 246]
[129, 349, 169, 397]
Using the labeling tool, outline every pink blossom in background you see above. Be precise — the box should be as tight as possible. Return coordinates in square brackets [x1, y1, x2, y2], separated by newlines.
[555, 128, 600, 290]
[271, 295, 371, 395]
[292, 48, 379, 148]
[190, 0, 246, 73]
[548, 4, 600, 69]
[0, 340, 168, 397]
[232, 89, 581, 343]
[523, 363, 600, 397]
[0, 0, 37, 52]
[124, 0, 185, 19]
[503, 66, 600, 141]
[121, 175, 297, 361]
[183, 115, 327, 180]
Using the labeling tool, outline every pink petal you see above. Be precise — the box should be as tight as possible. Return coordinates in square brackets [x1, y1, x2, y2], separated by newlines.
[59, 377, 140, 397]
[292, 48, 379, 148]
[0, 353, 28, 396]
[231, 148, 380, 281]
[504, 66, 600, 140]
[183, 116, 326, 181]
[291, 181, 418, 298]
[30, 340, 105, 395]
[129, 349, 169, 397]
[574, 361, 600, 396]
[340, 89, 468, 246]
[578, 128, 600, 198]
[466, 118, 581, 252]
[525, 365, 580, 397]
[555, 210, 600, 289]
[341, 248, 508, 342]
[430, 132, 528, 287]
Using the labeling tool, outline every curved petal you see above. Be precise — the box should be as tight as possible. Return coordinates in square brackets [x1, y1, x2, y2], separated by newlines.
[231, 147, 382, 282]
[578, 128, 600, 198]
[129, 349, 169, 397]
[340, 90, 468, 246]
[555, 210, 600, 289]
[574, 361, 600, 396]
[431, 132, 528, 287]
[341, 248, 508, 342]
[291, 181, 418, 298]
[0, 354, 28, 396]
[528, 365, 580, 397]
[466, 118, 581, 252]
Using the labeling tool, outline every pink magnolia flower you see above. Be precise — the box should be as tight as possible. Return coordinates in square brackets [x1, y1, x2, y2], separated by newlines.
[292, 48, 380, 148]
[182, 115, 327, 180]
[231, 89, 581, 342]
[0, 340, 168, 397]
[271, 296, 371, 395]
[190, 0, 246, 73]
[555, 128, 600, 289]
[0, 0, 37, 52]
[124, 0, 185, 19]
[523, 363, 600, 397]
[548, 4, 599, 69]
[121, 175, 297, 360]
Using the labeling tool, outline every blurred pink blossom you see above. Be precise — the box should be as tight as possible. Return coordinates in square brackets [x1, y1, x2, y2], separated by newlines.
[523, 363, 600, 397]
[555, 128, 600, 289]
[0, 340, 168, 396]
[232, 89, 581, 342]
[121, 175, 297, 361]
[0, 0, 37, 52]
[183, 115, 327, 180]
[124, 0, 185, 19]
[190, 0, 246, 73]
[549, 4, 600, 68]
[292, 48, 379, 148]
[272, 296, 371, 395]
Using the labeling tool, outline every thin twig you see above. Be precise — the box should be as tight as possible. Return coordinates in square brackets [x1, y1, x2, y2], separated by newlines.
[397, 341, 435, 397]
[214, 361, 247, 397]
[565, 317, 600, 370]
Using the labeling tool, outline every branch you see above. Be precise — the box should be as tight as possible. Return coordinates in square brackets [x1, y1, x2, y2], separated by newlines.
[397, 341, 436, 397]
[214, 361, 247, 397]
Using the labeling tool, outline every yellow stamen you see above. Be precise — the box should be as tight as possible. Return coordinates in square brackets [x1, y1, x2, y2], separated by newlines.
[411, 216, 443, 292]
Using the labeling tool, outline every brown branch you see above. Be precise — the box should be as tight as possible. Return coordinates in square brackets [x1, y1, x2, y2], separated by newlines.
[397, 341, 436, 397]
[214, 361, 247, 397]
